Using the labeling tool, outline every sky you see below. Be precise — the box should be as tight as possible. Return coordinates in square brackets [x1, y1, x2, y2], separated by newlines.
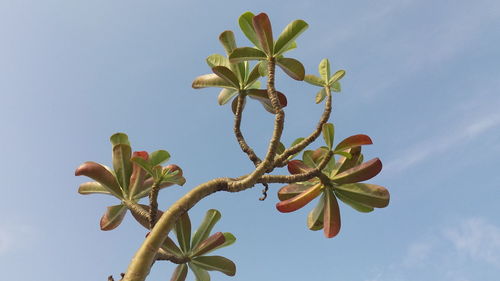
[1, 0, 499, 280]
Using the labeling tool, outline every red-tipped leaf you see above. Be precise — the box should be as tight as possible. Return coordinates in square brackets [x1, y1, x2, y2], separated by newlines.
[75, 161, 122, 198]
[252, 13, 274, 55]
[191, 232, 226, 257]
[323, 190, 341, 238]
[276, 183, 322, 213]
[100, 204, 127, 231]
[277, 183, 311, 201]
[332, 158, 382, 184]
[287, 160, 313, 174]
[335, 134, 373, 152]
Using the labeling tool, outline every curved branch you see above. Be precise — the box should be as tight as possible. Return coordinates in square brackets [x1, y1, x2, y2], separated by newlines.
[233, 94, 262, 166]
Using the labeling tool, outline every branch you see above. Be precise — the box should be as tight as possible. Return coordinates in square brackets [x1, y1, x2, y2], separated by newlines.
[155, 249, 190, 264]
[149, 181, 161, 229]
[233, 94, 261, 166]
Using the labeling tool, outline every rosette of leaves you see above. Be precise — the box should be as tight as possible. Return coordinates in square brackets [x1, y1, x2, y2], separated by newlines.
[75, 133, 186, 230]
[165, 209, 237, 281]
[228, 12, 308, 81]
[192, 30, 287, 114]
[276, 127, 389, 238]
[304, 59, 345, 103]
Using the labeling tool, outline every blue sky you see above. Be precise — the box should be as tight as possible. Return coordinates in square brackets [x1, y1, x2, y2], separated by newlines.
[1, 1, 499, 280]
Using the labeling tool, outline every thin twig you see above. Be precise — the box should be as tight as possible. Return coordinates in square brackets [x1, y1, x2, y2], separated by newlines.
[234, 94, 262, 166]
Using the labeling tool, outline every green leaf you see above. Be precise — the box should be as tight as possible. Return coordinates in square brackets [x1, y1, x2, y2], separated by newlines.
[335, 183, 389, 208]
[130, 156, 153, 176]
[78, 182, 111, 195]
[174, 212, 192, 253]
[277, 183, 310, 201]
[100, 204, 127, 231]
[335, 151, 352, 159]
[304, 74, 325, 87]
[323, 189, 341, 238]
[276, 183, 322, 213]
[331, 158, 383, 184]
[331, 81, 341, 92]
[192, 74, 236, 89]
[329, 70, 346, 85]
[276, 57, 305, 81]
[129, 151, 149, 199]
[252, 13, 274, 55]
[162, 235, 184, 259]
[288, 137, 305, 160]
[212, 66, 240, 89]
[218, 30, 237, 55]
[188, 263, 210, 281]
[307, 193, 325, 231]
[206, 54, 229, 68]
[322, 123, 334, 149]
[110, 133, 130, 146]
[315, 88, 326, 104]
[149, 150, 170, 166]
[238, 11, 260, 47]
[302, 150, 316, 168]
[192, 256, 236, 277]
[170, 264, 188, 281]
[191, 209, 222, 250]
[191, 232, 226, 257]
[329, 147, 362, 177]
[217, 88, 238, 105]
[334, 190, 374, 213]
[205, 232, 236, 253]
[229, 47, 266, 63]
[245, 64, 261, 87]
[258, 60, 268, 76]
[276, 142, 286, 155]
[112, 144, 132, 192]
[280, 41, 297, 54]
[75, 162, 123, 198]
[274, 19, 308, 55]
[335, 134, 373, 152]
[318, 59, 330, 81]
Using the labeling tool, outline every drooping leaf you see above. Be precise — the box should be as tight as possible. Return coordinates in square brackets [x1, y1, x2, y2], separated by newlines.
[217, 88, 238, 105]
[229, 47, 266, 63]
[331, 158, 383, 184]
[188, 263, 210, 281]
[335, 183, 389, 208]
[287, 160, 313, 174]
[78, 182, 111, 195]
[329, 69, 346, 85]
[238, 11, 260, 47]
[174, 212, 192, 253]
[191, 209, 222, 250]
[304, 74, 325, 87]
[274, 19, 308, 55]
[252, 13, 274, 55]
[191, 232, 226, 257]
[323, 189, 341, 238]
[276, 183, 322, 213]
[170, 264, 188, 281]
[335, 134, 373, 152]
[231, 95, 246, 115]
[110, 133, 130, 146]
[334, 190, 374, 213]
[100, 204, 127, 231]
[75, 162, 123, 198]
[307, 193, 325, 231]
[192, 74, 236, 89]
[206, 54, 229, 68]
[192, 256, 236, 277]
[212, 66, 240, 89]
[247, 89, 288, 113]
[218, 30, 237, 55]
[318, 59, 330, 81]
[331, 81, 341, 92]
[315, 88, 326, 104]
[277, 183, 310, 201]
[276, 57, 305, 81]
[322, 123, 335, 149]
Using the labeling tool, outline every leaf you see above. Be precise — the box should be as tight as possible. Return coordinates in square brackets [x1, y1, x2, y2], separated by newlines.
[111, 144, 132, 192]
[335, 151, 352, 159]
[75, 162, 123, 198]
[335, 134, 373, 152]
[204, 232, 236, 254]
[315, 88, 326, 104]
[192, 74, 236, 89]
[276, 183, 322, 213]
[129, 151, 149, 198]
[287, 137, 305, 160]
[206, 54, 229, 68]
[323, 189, 341, 238]
[191, 209, 222, 250]
[304, 74, 325, 87]
[188, 263, 210, 281]
[252, 13, 274, 55]
[319, 59, 332, 83]
[212, 66, 240, 89]
[330, 147, 362, 177]
[110, 133, 130, 146]
[229, 47, 267, 63]
[217, 88, 238, 105]
[218, 30, 237, 55]
[335, 183, 389, 208]
[276, 142, 286, 155]
[78, 182, 111, 195]
[247, 89, 287, 113]
[302, 150, 316, 168]
[322, 123, 334, 149]
[174, 212, 192, 253]
[231, 95, 246, 115]
[192, 256, 236, 277]
[331, 81, 341, 92]
[287, 160, 313, 174]
[334, 190, 374, 213]
[191, 232, 226, 257]
[130, 156, 153, 176]
[245, 64, 261, 86]
[280, 41, 297, 54]
[170, 264, 188, 281]
[329, 69, 346, 85]
[277, 183, 310, 201]
[276, 57, 305, 81]
[307, 193, 325, 231]
[258, 60, 268, 76]
[274, 19, 308, 55]
[331, 158, 383, 184]
[238, 11, 260, 47]
[149, 150, 171, 166]
[100, 204, 127, 231]
[162, 236, 185, 259]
